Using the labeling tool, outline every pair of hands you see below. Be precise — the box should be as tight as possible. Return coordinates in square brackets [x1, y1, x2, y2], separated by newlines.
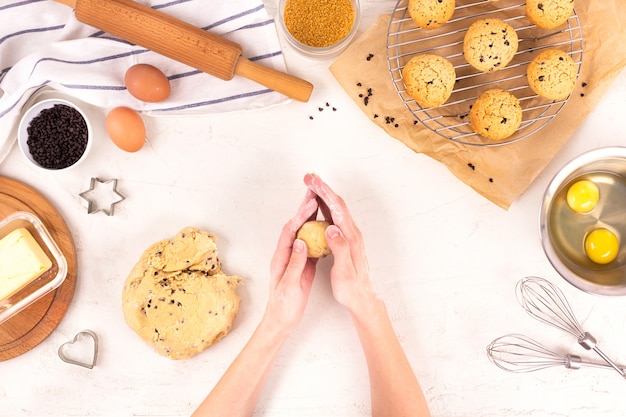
[264, 173, 375, 335]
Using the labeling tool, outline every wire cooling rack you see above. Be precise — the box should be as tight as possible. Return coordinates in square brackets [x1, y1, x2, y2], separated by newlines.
[386, 0, 583, 146]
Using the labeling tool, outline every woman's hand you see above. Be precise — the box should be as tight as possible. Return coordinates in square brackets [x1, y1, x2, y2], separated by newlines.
[264, 189, 320, 336]
[303, 173, 378, 316]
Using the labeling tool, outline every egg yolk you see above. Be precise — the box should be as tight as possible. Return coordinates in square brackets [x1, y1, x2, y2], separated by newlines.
[584, 228, 619, 264]
[566, 180, 599, 213]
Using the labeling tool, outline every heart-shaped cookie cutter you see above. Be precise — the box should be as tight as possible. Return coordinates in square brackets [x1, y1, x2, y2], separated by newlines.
[58, 330, 98, 369]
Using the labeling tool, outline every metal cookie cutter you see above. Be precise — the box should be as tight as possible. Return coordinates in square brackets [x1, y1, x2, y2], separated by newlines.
[58, 330, 98, 369]
[79, 177, 125, 216]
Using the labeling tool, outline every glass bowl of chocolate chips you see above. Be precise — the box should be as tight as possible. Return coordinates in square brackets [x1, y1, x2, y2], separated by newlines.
[18, 98, 92, 171]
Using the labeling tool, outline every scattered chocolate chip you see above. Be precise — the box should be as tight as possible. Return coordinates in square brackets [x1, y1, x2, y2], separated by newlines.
[538, 75, 545, 82]
[364, 96, 369, 106]
[582, 82, 587, 87]
[489, 178, 494, 183]
[468, 163, 476, 170]
[356, 82, 362, 87]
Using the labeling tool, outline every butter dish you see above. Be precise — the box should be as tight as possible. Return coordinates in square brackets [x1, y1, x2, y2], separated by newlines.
[0, 211, 67, 324]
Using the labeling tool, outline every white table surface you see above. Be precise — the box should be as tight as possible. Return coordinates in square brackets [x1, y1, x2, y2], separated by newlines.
[2, 1, 626, 416]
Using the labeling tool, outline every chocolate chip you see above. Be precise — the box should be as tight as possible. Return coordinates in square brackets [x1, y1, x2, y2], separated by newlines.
[26, 104, 88, 169]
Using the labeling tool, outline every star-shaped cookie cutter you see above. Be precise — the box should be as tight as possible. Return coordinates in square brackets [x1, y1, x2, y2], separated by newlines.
[79, 177, 125, 216]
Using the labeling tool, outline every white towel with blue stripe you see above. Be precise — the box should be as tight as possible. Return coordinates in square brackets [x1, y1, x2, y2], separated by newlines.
[0, 0, 289, 164]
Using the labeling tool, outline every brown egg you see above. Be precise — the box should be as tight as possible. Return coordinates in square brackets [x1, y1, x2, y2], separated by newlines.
[105, 107, 146, 152]
[124, 64, 171, 102]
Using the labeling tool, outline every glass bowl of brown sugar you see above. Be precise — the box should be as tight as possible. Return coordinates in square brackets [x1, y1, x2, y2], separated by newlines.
[278, 0, 360, 59]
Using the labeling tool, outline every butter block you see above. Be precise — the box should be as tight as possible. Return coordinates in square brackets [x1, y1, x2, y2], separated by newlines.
[0, 227, 53, 301]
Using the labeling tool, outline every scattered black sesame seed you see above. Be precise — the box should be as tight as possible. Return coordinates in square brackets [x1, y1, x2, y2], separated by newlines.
[318, 107, 323, 111]
[366, 53, 374, 61]
[580, 93, 585, 97]
[468, 163, 476, 170]
[332, 107, 337, 111]
[582, 82, 587, 87]
[489, 178, 494, 183]
[356, 82, 362, 87]
[326, 102, 330, 106]
[309, 116, 314, 120]
[364, 96, 369, 106]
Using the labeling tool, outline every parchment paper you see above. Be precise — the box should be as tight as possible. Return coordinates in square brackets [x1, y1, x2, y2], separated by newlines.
[330, 1, 626, 209]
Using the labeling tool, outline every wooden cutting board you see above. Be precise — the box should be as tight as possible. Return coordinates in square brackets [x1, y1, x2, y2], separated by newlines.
[0, 176, 77, 361]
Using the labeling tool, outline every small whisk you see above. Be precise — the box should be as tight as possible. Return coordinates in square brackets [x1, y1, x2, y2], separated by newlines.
[516, 276, 626, 379]
[487, 334, 626, 374]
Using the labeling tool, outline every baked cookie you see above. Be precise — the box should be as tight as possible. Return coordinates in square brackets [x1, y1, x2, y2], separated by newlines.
[463, 18, 518, 72]
[402, 53, 456, 108]
[527, 48, 577, 100]
[122, 227, 242, 360]
[526, 0, 574, 29]
[469, 88, 522, 140]
[408, 0, 455, 30]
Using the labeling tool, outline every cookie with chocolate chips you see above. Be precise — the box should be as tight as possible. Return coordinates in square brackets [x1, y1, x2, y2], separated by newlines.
[470, 88, 522, 140]
[402, 53, 457, 108]
[527, 48, 577, 100]
[463, 18, 519, 72]
[408, 0, 455, 30]
[526, 0, 574, 29]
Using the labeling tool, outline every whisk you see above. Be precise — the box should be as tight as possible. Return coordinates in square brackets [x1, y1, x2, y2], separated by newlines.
[487, 334, 626, 374]
[516, 276, 626, 379]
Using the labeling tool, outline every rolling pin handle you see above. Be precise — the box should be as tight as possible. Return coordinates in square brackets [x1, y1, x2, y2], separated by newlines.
[234, 57, 313, 103]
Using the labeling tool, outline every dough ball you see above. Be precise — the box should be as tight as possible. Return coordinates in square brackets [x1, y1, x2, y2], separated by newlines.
[297, 220, 332, 258]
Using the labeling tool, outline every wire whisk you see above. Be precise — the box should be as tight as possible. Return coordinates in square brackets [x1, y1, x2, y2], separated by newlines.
[516, 276, 626, 379]
[487, 334, 626, 374]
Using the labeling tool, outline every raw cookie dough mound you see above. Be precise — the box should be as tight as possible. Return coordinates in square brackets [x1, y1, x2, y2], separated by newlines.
[527, 48, 577, 100]
[122, 227, 242, 360]
[526, 0, 574, 29]
[469, 88, 522, 140]
[463, 19, 518, 72]
[408, 0, 455, 30]
[402, 53, 457, 108]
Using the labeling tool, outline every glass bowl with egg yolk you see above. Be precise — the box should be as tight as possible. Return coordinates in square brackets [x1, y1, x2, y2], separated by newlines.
[540, 146, 626, 296]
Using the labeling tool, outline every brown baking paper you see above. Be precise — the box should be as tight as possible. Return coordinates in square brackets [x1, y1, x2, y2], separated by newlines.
[330, 1, 626, 209]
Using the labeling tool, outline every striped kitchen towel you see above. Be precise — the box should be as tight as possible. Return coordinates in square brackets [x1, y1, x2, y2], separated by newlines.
[0, 0, 290, 164]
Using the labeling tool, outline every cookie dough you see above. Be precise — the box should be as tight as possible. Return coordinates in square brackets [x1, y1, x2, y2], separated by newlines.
[297, 220, 332, 258]
[463, 18, 518, 72]
[402, 53, 457, 108]
[469, 88, 523, 140]
[527, 48, 577, 100]
[408, 0, 455, 30]
[122, 227, 242, 360]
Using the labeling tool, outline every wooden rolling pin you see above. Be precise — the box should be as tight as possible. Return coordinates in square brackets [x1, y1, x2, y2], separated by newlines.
[53, 0, 313, 102]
